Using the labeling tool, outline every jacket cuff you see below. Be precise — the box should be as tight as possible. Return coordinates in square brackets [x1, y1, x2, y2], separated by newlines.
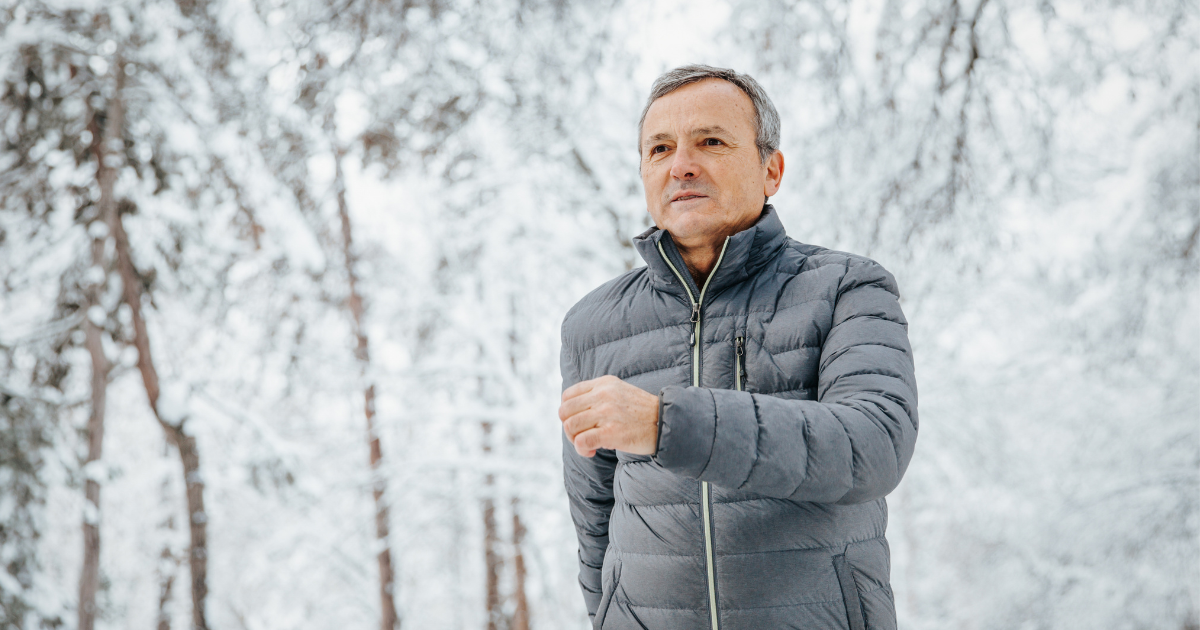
[651, 386, 717, 477]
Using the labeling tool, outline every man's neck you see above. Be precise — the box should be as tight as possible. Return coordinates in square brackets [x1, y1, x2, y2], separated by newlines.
[671, 206, 765, 289]
[677, 238, 725, 290]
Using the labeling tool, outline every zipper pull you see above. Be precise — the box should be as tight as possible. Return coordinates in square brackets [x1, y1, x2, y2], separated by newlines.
[736, 336, 746, 389]
[689, 304, 701, 346]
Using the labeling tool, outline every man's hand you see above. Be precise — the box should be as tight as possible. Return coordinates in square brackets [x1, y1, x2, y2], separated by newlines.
[559, 375, 659, 457]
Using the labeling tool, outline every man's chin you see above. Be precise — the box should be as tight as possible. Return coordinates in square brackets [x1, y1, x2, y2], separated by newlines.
[659, 212, 724, 245]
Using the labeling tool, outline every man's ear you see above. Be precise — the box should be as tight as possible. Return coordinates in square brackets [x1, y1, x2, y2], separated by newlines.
[764, 150, 785, 197]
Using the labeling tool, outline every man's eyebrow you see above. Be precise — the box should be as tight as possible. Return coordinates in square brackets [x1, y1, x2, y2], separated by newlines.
[642, 126, 735, 149]
[643, 132, 673, 147]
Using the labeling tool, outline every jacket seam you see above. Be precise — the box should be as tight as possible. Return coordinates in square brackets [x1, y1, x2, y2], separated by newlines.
[618, 362, 686, 381]
[611, 534, 887, 556]
[748, 294, 830, 316]
[821, 340, 910, 358]
[574, 322, 690, 356]
[609, 500, 703, 507]
[824, 368, 909, 384]
[626, 589, 887, 612]
[755, 387, 812, 396]
[611, 550, 707, 557]
[763, 345, 821, 358]
[711, 533, 888, 555]
[711, 495, 811, 505]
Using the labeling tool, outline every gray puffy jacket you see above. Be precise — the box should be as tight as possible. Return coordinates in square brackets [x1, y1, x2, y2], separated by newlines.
[560, 206, 918, 630]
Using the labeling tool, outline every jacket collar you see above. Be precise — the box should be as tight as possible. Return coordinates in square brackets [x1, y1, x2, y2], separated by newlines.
[633, 204, 789, 301]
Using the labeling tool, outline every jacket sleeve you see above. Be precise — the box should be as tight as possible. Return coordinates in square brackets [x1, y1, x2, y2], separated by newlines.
[651, 259, 918, 504]
[560, 330, 618, 618]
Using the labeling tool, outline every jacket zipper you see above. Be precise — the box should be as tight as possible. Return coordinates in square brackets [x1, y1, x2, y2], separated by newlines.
[735, 336, 745, 392]
[656, 237, 730, 630]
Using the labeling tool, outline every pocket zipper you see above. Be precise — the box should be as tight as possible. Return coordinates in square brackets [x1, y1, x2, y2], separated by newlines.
[734, 336, 745, 392]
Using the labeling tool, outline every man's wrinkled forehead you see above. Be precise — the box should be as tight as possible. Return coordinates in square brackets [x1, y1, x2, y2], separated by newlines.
[638, 80, 756, 144]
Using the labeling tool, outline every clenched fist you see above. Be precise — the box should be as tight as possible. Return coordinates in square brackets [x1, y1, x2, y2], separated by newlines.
[559, 375, 659, 457]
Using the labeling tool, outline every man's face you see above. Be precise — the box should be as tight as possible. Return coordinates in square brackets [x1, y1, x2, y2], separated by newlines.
[640, 79, 783, 247]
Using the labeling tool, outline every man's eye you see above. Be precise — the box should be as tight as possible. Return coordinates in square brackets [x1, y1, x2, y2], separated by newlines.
[704, 138, 723, 146]
[651, 145, 668, 155]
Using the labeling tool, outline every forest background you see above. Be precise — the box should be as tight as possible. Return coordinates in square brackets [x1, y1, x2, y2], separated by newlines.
[0, 0, 1197, 629]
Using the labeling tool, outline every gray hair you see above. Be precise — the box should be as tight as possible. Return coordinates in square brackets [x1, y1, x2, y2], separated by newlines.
[637, 65, 781, 163]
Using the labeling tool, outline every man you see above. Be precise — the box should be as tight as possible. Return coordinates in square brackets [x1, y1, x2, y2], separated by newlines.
[558, 65, 917, 630]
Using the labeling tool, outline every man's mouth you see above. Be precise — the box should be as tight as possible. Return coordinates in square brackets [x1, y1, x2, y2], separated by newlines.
[671, 193, 707, 203]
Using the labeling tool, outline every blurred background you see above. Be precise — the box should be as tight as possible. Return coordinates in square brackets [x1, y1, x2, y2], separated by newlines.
[1, 0, 1197, 628]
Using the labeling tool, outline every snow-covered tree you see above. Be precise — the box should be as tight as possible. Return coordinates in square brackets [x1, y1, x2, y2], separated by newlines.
[0, 1, 282, 627]
[720, 0, 1199, 626]
[1, 1, 1194, 629]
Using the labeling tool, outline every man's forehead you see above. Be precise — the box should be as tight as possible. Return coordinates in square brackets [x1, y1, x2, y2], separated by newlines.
[640, 79, 755, 142]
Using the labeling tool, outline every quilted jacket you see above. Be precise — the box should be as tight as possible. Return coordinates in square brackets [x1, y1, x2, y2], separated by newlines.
[560, 205, 918, 630]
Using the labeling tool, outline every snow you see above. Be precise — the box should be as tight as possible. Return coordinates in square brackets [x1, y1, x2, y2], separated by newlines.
[334, 89, 368, 145]
[0, 1, 1195, 629]
[87, 55, 108, 76]
[86, 305, 106, 327]
[156, 381, 191, 425]
[81, 460, 108, 483]
[82, 500, 100, 526]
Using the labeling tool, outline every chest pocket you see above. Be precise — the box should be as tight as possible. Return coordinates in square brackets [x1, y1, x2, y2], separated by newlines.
[744, 317, 822, 400]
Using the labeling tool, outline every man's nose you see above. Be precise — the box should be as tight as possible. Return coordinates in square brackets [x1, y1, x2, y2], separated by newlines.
[669, 146, 699, 180]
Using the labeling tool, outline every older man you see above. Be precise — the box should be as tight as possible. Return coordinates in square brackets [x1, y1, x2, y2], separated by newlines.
[558, 65, 917, 630]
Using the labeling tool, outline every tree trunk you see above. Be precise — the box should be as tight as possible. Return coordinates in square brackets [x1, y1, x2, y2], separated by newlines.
[510, 497, 529, 630]
[112, 210, 210, 630]
[77, 89, 113, 630]
[156, 547, 177, 630]
[481, 422, 504, 630]
[102, 59, 210, 630]
[329, 124, 399, 630]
